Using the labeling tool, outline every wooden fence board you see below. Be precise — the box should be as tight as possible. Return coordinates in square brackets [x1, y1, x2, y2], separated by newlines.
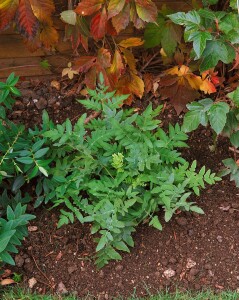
[0, 0, 189, 78]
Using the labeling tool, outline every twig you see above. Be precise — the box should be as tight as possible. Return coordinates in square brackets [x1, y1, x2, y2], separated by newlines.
[84, 111, 101, 124]
[30, 253, 55, 289]
[140, 52, 160, 72]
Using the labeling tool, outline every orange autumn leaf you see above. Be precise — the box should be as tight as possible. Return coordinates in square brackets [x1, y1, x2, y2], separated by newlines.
[119, 37, 144, 48]
[166, 65, 202, 90]
[40, 22, 58, 49]
[200, 69, 219, 94]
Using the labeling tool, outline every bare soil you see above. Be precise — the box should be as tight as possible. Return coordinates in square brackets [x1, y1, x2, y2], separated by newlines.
[8, 78, 239, 298]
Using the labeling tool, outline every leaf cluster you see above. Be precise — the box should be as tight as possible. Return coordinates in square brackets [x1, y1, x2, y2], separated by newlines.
[34, 82, 220, 268]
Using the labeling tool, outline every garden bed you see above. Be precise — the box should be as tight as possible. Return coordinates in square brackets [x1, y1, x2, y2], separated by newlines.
[6, 78, 239, 299]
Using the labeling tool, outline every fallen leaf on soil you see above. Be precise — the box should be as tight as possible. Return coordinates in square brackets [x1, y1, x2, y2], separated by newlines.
[0, 279, 15, 286]
[51, 80, 60, 91]
[28, 277, 37, 289]
[28, 226, 38, 232]
[219, 205, 230, 211]
[186, 258, 196, 269]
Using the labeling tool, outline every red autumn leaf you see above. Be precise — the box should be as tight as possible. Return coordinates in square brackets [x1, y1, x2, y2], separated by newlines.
[85, 66, 97, 89]
[0, 0, 18, 31]
[90, 7, 107, 39]
[111, 2, 130, 33]
[160, 75, 200, 114]
[39, 22, 59, 49]
[106, 18, 117, 36]
[74, 56, 97, 73]
[29, 0, 55, 22]
[108, 0, 126, 19]
[16, 0, 39, 39]
[135, 0, 157, 23]
[75, 0, 104, 16]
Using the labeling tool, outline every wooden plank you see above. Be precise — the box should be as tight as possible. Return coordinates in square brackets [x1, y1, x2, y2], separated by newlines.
[0, 57, 53, 79]
[0, 34, 72, 58]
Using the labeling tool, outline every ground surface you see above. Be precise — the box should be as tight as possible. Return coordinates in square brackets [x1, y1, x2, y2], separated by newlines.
[7, 78, 239, 298]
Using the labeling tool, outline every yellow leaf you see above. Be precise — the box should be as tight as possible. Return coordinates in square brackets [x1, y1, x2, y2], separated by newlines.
[119, 37, 144, 48]
[128, 72, 144, 98]
[108, 50, 124, 77]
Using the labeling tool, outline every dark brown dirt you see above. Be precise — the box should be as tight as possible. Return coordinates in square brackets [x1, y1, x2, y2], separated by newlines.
[8, 79, 239, 298]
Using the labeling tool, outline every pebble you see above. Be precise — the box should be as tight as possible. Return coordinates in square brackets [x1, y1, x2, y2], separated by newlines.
[15, 254, 24, 267]
[176, 217, 187, 226]
[57, 282, 68, 294]
[163, 268, 176, 279]
[28, 277, 37, 289]
[216, 235, 223, 243]
[186, 258, 196, 269]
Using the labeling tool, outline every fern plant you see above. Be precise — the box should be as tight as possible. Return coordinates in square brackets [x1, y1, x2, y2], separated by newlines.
[35, 78, 221, 268]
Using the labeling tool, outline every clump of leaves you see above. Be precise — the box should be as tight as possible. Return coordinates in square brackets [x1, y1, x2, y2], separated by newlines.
[0, 0, 58, 50]
[182, 86, 239, 187]
[0, 74, 45, 265]
[35, 77, 220, 268]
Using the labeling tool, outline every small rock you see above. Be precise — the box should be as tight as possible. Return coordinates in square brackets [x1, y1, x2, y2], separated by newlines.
[35, 97, 47, 110]
[68, 265, 78, 274]
[28, 226, 38, 232]
[57, 282, 68, 295]
[15, 254, 24, 268]
[236, 276, 239, 281]
[28, 277, 37, 289]
[104, 293, 109, 300]
[115, 264, 124, 272]
[186, 258, 196, 269]
[216, 235, 223, 243]
[189, 268, 199, 277]
[188, 229, 194, 236]
[176, 217, 187, 226]
[163, 268, 176, 279]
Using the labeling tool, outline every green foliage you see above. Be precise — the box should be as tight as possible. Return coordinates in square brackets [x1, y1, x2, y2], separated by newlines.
[0, 203, 35, 265]
[168, 1, 238, 71]
[35, 83, 220, 268]
[144, 11, 183, 56]
[182, 86, 239, 187]
[0, 74, 38, 266]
